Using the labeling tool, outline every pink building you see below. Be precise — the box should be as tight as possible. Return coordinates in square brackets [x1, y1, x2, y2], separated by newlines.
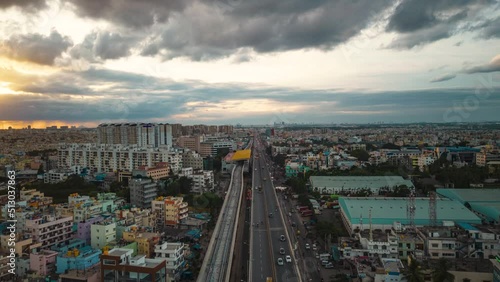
[25, 214, 73, 250]
[30, 250, 58, 276]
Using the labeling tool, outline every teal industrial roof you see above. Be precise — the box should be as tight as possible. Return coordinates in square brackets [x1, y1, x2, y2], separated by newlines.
[310, 176, 414, 189]
[339, 197, 481, 226]
[436, 188, 500, 204]
[469, 202, 500, 223]
[436, 188, 500, 222]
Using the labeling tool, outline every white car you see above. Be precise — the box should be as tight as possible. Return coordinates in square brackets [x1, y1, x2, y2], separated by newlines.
[285, 255, 292, 263]
[277, 258, 284, 266]
[305, 243, 310, 250]
[312, 244, 317, 251]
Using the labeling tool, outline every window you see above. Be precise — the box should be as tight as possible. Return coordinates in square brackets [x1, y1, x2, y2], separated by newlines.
[431, 243, 439, 248]
[103, 259, 116, 265]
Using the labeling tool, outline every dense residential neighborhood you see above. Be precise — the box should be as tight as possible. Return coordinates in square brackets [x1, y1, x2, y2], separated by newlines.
[0, 123, 500, 281]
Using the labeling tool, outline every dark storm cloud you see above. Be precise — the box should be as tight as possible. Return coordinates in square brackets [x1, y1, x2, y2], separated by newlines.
[477, 17, 500, 39]
[65, 0, 189, 29]
[60, 0, 497, 62]
[141, 0, 392, 60]
[1, 30, 72, 65]
[387, 0, 494, 49]
[0, 0, 46, 12]
[70, 31, 139, 61]
[464, 55, 500, 73]
[430, 73, 456, 83]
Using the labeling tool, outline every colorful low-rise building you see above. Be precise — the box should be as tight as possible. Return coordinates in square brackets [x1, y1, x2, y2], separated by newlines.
[25, 214, 73, 250]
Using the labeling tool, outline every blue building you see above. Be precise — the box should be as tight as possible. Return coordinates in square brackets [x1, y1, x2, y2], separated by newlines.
[52, 239, 102, 274]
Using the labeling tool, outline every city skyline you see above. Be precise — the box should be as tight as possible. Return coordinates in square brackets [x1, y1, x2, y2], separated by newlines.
[0, 0, 499, 128]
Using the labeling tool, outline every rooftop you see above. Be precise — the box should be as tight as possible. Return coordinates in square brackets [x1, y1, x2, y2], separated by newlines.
[339, 197, 481, 225]
[381, 258, 404, 273]
[108, 249, 131, 257]
[437, 188, 500, 222]
[310, 176, 415, 189]
[437, 188, 500, 204]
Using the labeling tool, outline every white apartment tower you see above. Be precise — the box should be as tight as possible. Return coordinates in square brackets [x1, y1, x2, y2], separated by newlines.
[97, 123, 173, 148]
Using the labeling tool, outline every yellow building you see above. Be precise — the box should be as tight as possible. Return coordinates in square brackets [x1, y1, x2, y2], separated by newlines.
[122, 229, 160, 258]
[151, 197, 189, 227]
[0, 234, 32, 256]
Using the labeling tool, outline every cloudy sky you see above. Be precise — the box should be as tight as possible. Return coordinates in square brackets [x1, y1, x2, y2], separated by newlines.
[0, 0, 499, 128]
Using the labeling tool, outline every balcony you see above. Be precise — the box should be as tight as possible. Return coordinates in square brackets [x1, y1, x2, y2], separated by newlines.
[179, 213, 188, 220]
[179, 202, 188, 209]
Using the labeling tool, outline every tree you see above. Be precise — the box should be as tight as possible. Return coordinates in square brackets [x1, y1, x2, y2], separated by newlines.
[285, 177, 307, 194]
[165, 181, 181, 196]
[431, 258, 454, 282]
[273, 153, 287, 167]
[330, 273, 349, 282]
[403, 259, 425, 282]
[350, 149, 370, 161]
[297, 194, 312, 208]
[179, 176, 193, 194]
[382, 143, 401, 150]
[37, 164, 44, 175]
[109, 181, 123, 192]
[365, 143, 377, 151]
[316, 221, 338, 241]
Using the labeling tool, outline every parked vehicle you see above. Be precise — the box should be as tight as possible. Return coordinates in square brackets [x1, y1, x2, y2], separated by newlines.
[301, 210, 313, 217]
[285, 255, 292, 263]
[279, 248, 285, 255]
[324, 263, 334, 269]
[319, 253, 331, 261]
[277, 258, 284, 266]
[280, 235, 286, 242]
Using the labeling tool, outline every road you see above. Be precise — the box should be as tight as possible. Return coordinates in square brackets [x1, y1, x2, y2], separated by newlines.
[250, 136, 301, 282]
[277, 193, 323, 282]
[198, 164, 243, 282]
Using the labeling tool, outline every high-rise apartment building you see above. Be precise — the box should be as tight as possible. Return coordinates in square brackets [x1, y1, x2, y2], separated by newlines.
[182, 150, 203, 170]
[129, 178, 158, 209]
[97, 123, 173, 148]
[58, 144, 182, 173]
[151, 197, 188, 228]
[176, 136, 200, 152]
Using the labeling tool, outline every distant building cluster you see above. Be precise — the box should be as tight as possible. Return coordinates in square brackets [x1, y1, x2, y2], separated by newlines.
[97, 123, 174, 148]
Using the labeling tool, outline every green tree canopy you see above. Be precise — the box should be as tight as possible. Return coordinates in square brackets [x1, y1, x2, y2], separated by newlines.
[431, 258, 454, 282]
[403, 259, 425, 282]
[350, 149, 370, 161]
